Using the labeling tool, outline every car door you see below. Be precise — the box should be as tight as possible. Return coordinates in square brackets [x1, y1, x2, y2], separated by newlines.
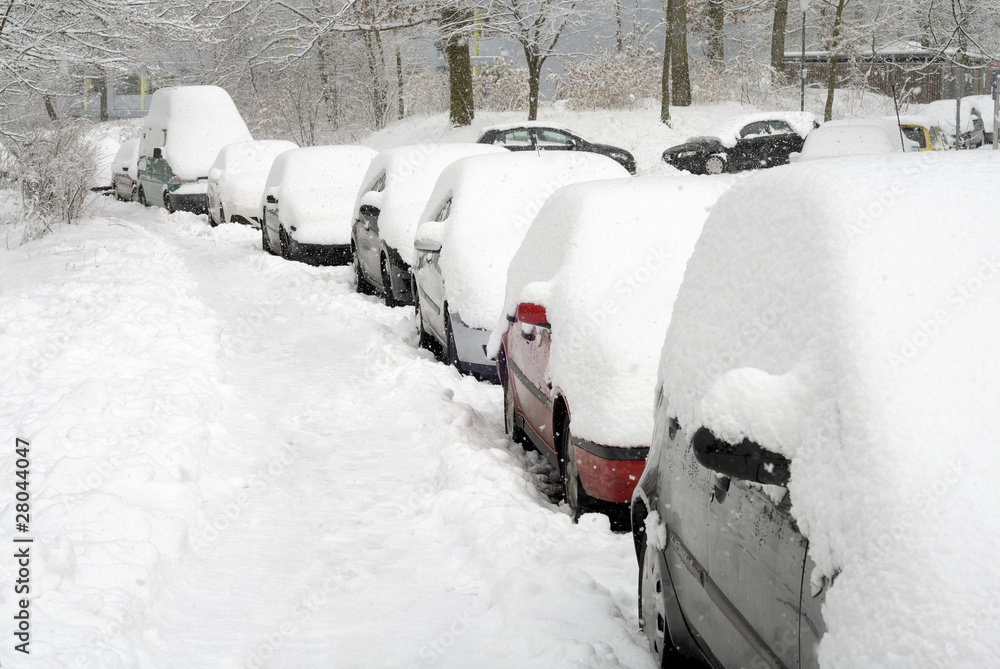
[704, 478, 808, 669]
[414, 197, 451, 341]
[533, 128, 577, 153]
[506, 304, 557, 458]
[730, 121, 801, 171]
[354, 172, 385, 284]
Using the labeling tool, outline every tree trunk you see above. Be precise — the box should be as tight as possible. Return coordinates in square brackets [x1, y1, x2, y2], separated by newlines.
[396, 46, 405, 120]
[661, 2, 671, 125]
[99, 76, 109, 122]
[44, 95, 57, 121]
[823, 0, 847, 122]
[707, 0, 725, 72]
[615, 0, 624, 53]
[771, 0, 789, 71]
[667, 0, 691, 105]
[442, 8, 475, 127]
[526, 53, 542, 120]
[363, 28, 388, 130]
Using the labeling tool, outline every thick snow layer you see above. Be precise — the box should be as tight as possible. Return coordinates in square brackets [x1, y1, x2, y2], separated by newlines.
[139, 86, 253, 180]
[110, 137, 140, 180]
[416, 151, 630, 330]
[659, 151, 1000, 668]
[210, 139, 297, 220]
[704, 110, 818, 148]
[919, 98, 982, 135]
[354, 143, 505, 264]
[262, 145, 377, 245]
[795, 118, 909, 160]
[0, 198, 654, 668]
[489, 176, 736, 447]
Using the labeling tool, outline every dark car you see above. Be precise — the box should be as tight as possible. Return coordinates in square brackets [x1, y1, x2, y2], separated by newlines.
[477, 122, 636, 174]
[662, 112, 817, 175]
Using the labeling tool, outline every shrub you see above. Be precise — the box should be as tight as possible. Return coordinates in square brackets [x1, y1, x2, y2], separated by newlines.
[556, 36, 661, 110]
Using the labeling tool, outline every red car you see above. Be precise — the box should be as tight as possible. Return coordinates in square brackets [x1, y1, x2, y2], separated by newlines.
[498, 301, 648, 522]
[493, 176, 736, 523]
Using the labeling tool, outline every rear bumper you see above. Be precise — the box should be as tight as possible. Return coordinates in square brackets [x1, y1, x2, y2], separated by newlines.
[573, 438, 649, 504]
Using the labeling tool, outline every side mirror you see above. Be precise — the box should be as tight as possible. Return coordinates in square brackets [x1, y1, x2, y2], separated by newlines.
[414, 239, 441, 253]
[266, 194, 278, 204]
[516, 303, 549, 328]
[152, 147, 162, 160]
[691, 427, 790, 486]
[359, 204, 379, 219]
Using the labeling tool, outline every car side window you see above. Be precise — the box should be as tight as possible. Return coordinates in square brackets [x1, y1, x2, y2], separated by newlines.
[498, 129, 532, 146]
[433, 198, 452, 222]
[536, 129, 574, 145]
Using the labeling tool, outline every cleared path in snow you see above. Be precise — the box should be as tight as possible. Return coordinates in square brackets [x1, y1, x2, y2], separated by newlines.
[0, 199, 654, 669]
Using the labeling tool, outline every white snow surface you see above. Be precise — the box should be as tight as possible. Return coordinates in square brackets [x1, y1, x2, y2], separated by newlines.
[261, 145, 377, 245]
[416, 151, 630, 330]
[919, 98, 983, 135]
[488, 176, 736, 447]
[704, 110, 818, 148]
[209, 140, 298, 221]
[659, 151, 1000, 668]
[0, 197, 654, 668]
[138, 86, 253, 180]
[795, 118, 909, 161]
[353, 143, 505, 265]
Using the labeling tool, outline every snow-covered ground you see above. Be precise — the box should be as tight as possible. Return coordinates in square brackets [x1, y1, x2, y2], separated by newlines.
[0, 196, 654, 668]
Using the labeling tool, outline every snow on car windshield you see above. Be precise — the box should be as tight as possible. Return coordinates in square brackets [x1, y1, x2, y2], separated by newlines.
[659, 150, 1000, 667]
[417, 151, 630, 330]
[490, 175, 736, 447]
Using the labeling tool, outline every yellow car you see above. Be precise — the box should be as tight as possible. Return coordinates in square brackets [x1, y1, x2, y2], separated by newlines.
[897, 115, 949, 151]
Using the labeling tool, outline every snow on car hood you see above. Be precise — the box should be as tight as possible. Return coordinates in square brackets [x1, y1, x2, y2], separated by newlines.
[488, 176, 735, 447]
[659, 151, 1000, 668]
[262, 145, 376, 245]
[139, 86, 253, 181]
[353, 143, 505, 265]
[211, 140, 297, 214]
[416, 152, 630, 330]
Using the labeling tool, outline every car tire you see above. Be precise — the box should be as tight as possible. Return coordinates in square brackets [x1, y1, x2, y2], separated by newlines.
[500, 354, 527, 446]
[639, 529, 676, 666]
[261, 213, 275, 255]
[444, 308, 461, 370]
[381, 255, 400, 308]
[559, 419, 594, 522]
[353, 244, 376, 295]
[130, 185, 138, 203]
[138, 187, 149, 207]
[414, 293, 439, 353]
[163, 192, 174, 214]
[279, 227, 292, 260]
[704, 155, 726, 175]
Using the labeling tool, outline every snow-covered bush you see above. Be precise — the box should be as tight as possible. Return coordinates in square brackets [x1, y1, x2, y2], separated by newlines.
[404, 69, 449, 115]
[13, 121, 101, 238]
[692, 47, 778, 106]
[474, 58, 529, 112]
[557, 37, 661, 110]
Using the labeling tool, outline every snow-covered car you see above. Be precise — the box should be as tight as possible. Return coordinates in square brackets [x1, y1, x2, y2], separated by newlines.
[631, 152, 1000, 669]
[792, 118, 913, 162]
[207, 139, 297, 227]
[920, 98, 985, 148]
[412, 152, 630, 380]
[260, 145, 377, 264]
[895, 114, 948, 151]
[137, 85, 253, 214]
[477, 122, 636, 174]
[489, 175, 735, 523]
[661, 111, 817, 174]
[110, 137, 141, 202]
[963, 95, 997, 143]
[351, 143, 505, 307]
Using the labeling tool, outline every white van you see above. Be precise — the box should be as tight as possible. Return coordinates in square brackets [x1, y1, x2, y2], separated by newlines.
[136, 86, 252, 214]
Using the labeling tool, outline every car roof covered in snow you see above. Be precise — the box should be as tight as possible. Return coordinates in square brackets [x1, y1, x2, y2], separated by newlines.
[658, 151, 1000, 668]
[795, 118, 908, 160]
[702, 111, 818, 149]
[480, 120, 576, 134]
[210, 139, 298, 211]
[416, 151, 630, 329]
[353, 143, 506, 265]
[139, 85, 253, 180]
[489, 175, 736, 446]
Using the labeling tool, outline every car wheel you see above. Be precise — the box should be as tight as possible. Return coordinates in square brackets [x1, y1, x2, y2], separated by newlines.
[163, 192, 174, 214]
[638, 528, 673, 665]
[559, 419, 593, 522]
[210, 207, 221, 228]
[501, 354, 527, 446]
[138, 187, 149, 207]
[444, 308, 461, 370]
[381, 255, 400, 308]
[130, 185, 138, 203]
[704, 155, 726, 175]
[279, 227, 292, 260]
[261, 214, 275, 255]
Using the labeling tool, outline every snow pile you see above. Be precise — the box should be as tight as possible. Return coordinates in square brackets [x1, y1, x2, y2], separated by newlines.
[919, 98, 982, 135]
[705, 110, 818, 148]
[489, 176, 736, 447]
[0, 207, 235, 665]
[261, 145, 377, 245]
[353, 143, 505, 264]
[659, 151, 1000, 667]
[795, 118, 909, 161]
[416, 151, 629, 329]
[138, 86, 253, 180]
[209, 139, 297, 220]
